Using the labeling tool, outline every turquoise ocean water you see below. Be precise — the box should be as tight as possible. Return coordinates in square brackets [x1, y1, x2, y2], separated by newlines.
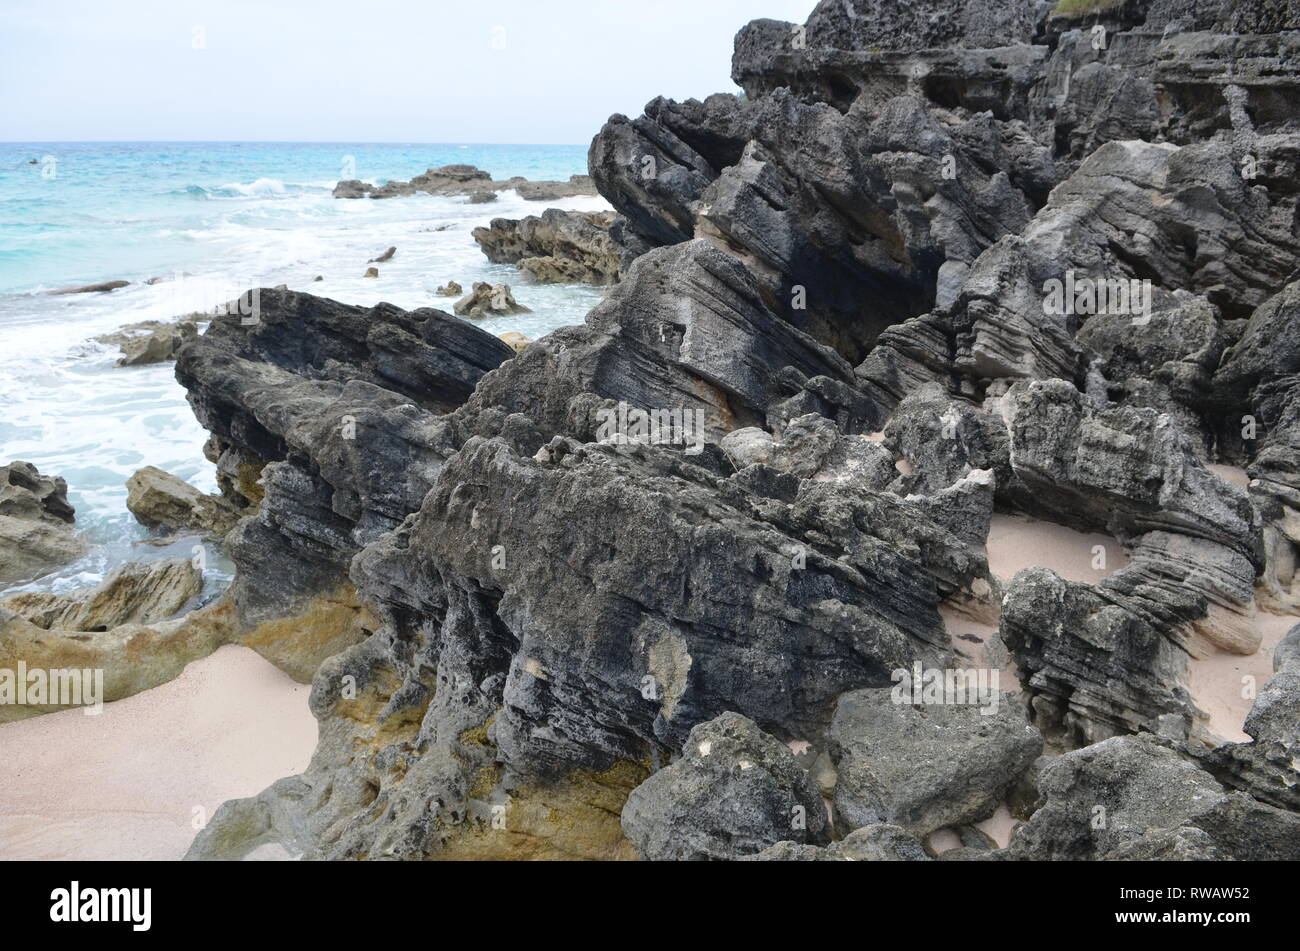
[0, 142, 605, 598]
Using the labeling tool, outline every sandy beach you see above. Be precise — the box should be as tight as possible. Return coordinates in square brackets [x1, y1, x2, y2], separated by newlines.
[0, 644, 316, 861]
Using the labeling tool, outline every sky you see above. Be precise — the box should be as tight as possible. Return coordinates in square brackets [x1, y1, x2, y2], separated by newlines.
[1, 0, 819, 144]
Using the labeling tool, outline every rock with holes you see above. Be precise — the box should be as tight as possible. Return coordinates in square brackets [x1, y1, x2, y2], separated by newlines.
[1008, 734, 1300, 861]
[620, 712, 830, 860]
[472, 209, 622, 285]
[828, 686, 1042, 839]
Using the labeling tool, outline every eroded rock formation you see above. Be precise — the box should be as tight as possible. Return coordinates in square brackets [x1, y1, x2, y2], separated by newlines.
[174, 0, 1300, 861]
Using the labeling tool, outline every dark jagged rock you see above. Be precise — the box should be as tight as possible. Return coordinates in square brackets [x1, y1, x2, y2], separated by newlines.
[365, 433, 970, 776]
[173, 289, 513, 670]
[883, 383, 1011, 495]
[620, 713, 830, 860]
[175, 1, 1300, 864]
[829, 686, 1042, 839]
[1002, 380, 1256, 558]
[996, 380, 1264, 745]
[453, 240, 859, 445]
[733, 1, 1300, 176]
[593, 88, 1055, 363]
[1193, 628, 1299, 809]
[1213, 283, 1300, 610]
[1008, 734, 1300, 861]
[588, 94, 757, 249]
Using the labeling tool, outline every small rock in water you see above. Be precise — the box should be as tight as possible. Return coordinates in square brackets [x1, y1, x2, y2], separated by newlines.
[363, 267, 379, 278]
[452, 281, 532, 318]
[468, 191, 497, 204]
[368, 246, 396, 263]
[47, 279, 129, 295]
[96, 315, 199, 366]
[126, 466, 242, 537]
[435, 281, 462, 297]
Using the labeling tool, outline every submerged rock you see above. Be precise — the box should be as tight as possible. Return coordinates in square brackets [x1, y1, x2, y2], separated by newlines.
[95, 315, 200, 367]
[47, 279, 129, 295]
[332, 164, 598, 201]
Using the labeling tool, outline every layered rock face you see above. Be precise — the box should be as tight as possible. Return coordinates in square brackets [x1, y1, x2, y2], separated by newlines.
[180, 1, 1299, 860]
[174, 288, 515, 680]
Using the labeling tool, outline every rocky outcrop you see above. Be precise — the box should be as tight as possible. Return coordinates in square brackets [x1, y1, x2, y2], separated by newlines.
[620, 713, 830, 860]
[996, 379, 1263, 745]
[0, 600, 234, 722]
[95, 315, 200, 366]
[1008, 734, 1300, 860]
[0, 462, 85, 585]
[828, 687, 1042, 839]
[126, 466, 242, 537]
[173, 288, 515, 673]
[173, 1, 1300, 862]
[1, 557, 202, 631]
[332, 164, 598, 201]
[472, 209, 622, 285]
[452, 282, 532, 318]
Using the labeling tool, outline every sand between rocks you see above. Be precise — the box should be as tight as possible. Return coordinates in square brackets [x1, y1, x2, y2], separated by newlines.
[0, 644, 316, 861]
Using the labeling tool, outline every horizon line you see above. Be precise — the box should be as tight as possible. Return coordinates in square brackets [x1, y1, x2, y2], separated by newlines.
[0, 139, 593, 147]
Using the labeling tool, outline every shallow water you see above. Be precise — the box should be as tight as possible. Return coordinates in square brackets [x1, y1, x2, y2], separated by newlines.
[0, 142, 605, 596]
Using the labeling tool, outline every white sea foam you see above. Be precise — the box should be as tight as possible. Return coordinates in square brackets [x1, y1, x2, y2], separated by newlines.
[0, 172, 610, 600]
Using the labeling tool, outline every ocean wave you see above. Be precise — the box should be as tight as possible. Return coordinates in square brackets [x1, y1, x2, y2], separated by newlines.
[182, 178, 324, 200]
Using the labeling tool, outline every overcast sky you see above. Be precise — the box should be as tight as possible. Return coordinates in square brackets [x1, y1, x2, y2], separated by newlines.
[1, 0, 819, 143]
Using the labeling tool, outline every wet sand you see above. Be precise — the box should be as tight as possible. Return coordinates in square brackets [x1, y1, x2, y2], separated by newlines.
[0, 644, 316, 861]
